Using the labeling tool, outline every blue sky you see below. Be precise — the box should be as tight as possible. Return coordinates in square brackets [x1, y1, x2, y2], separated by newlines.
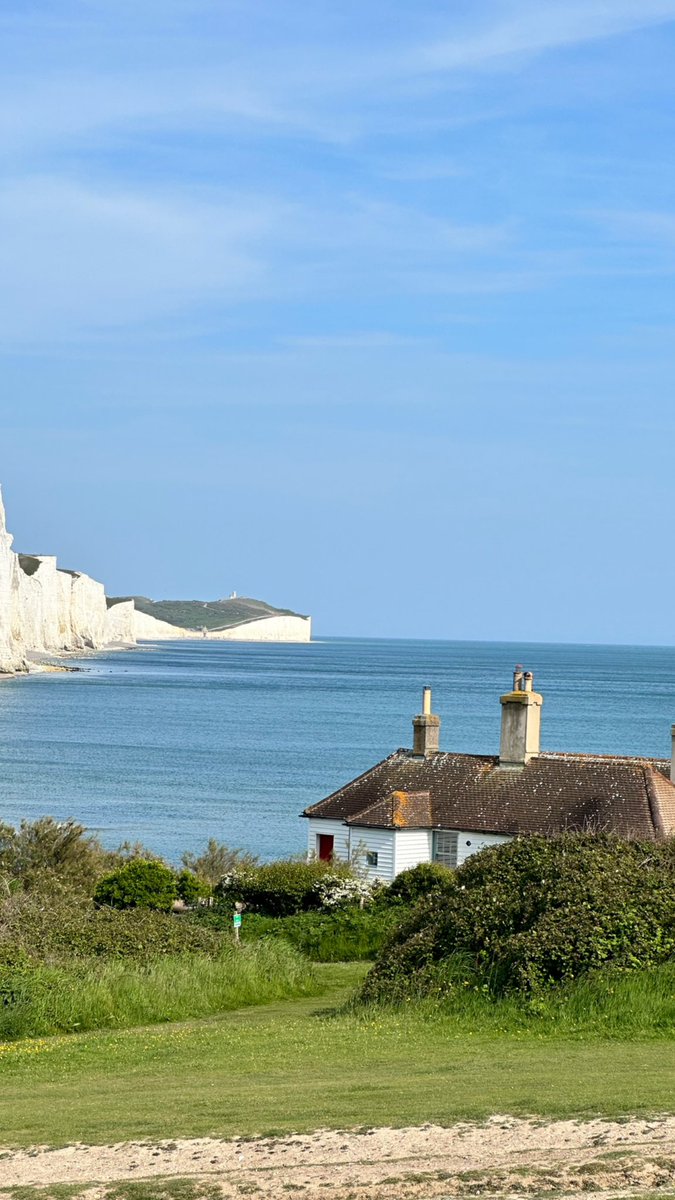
[1, 0, 675, 641]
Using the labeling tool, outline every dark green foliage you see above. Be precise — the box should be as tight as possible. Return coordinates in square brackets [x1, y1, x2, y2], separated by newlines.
[0, 889, 225, 961]
[94, 859, 178, 911]
[360, 834, 675, 1001]
[181, 838, 258, 887]
[175, 870, 211, 905]
[193, 905, 403, 961]
[384, 860, 455, 905]
[214, 858, 355, 917]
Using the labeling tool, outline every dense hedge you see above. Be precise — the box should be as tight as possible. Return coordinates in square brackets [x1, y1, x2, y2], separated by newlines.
[0, 890, 225, 963]
[359, 834, 675, 1000]
[214, 858, 358, 917]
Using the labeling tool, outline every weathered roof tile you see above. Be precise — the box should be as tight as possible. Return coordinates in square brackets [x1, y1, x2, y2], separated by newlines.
[303, 749, 675, 839]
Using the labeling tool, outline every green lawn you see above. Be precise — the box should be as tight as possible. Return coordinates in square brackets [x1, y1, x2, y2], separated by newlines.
[0, 964, 673, 1148]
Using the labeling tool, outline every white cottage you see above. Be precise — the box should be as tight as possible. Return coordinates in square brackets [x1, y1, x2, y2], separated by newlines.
[302, 669, 675, 883]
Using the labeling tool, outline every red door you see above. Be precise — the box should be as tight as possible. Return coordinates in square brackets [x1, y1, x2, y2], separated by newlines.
[318, 834, 334, 862]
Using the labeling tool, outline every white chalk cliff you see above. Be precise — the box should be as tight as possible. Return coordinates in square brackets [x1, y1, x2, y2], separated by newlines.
[0, 488, 311, 671]
[133, 609, 311, 643]
[0, 489, 135, 674]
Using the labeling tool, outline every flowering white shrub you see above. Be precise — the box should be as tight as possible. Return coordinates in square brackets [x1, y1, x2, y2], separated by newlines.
[314, 875, 375, 910]
[218, 868, 254, 891]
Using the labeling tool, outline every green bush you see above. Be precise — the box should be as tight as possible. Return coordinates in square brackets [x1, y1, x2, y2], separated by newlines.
[214, 858, 356, 917]
[359, 834, 675, 1001]
[94, 859, 178, 912]
[176, 869, 210, 905]
[383, 861, 455, 906]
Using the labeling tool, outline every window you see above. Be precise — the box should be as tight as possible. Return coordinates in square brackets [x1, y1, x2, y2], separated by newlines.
[366, 850, 378, 867]
[433, 831, 458, 868]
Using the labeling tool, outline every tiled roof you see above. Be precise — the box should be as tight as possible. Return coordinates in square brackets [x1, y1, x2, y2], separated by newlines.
[303, 749, 675, 839]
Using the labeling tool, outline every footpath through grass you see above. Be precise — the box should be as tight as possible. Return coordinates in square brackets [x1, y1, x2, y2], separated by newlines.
[1, 964, 674, 1148]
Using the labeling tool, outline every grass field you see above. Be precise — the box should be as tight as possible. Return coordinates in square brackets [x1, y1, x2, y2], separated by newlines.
[1, 964, 674, 1148]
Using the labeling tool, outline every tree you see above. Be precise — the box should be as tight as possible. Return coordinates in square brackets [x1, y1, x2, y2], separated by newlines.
[181, 839, 258, 888]
[0, 817, 110, 894]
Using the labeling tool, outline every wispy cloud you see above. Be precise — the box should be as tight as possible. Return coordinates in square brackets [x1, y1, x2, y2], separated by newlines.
[0, 178, 282, 340]
[591, 209, 675, 245]
[416, 0, 675, 73]
[4, 1, 675, 157]
[0, 176, 516, 342]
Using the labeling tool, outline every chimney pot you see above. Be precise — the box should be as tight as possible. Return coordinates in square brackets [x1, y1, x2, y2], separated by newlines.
[499, 667, 543, 768]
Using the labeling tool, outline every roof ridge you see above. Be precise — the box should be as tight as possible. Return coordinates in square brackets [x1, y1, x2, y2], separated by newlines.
[537, 751, 670, 765]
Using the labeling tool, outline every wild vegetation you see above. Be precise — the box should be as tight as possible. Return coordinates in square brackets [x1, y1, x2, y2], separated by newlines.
[0, 822, 335, 1040]
[1, 819, 674, 1059]
[0, 941, 316, 1040]
[359, 834, 675, 1004]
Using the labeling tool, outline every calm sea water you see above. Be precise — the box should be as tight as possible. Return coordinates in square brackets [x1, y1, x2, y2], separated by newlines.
[1, 638, 675, 863]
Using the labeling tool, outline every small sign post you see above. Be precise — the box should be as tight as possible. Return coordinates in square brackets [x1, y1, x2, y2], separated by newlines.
[233, 903, 244, 942]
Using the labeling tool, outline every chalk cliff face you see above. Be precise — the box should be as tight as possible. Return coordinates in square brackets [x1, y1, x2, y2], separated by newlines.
[133, 609, 311, 643]
[0, 490, 136, 674]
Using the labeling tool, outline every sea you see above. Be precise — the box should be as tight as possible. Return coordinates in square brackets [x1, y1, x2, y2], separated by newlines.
[1, 637, 675, 864]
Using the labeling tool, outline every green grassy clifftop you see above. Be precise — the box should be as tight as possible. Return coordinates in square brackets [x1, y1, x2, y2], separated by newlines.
[107, 595, 308, 631]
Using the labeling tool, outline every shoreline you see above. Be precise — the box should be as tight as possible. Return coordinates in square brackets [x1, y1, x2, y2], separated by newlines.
[0, 641, 137, 681]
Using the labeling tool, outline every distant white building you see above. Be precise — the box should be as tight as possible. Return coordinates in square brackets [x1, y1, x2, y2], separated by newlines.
[302, 670, 675, 883]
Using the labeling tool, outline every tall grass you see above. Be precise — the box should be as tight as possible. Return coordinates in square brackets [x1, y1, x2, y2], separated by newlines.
[0, 941, 317, 1041]
[351, 959, 675, 1039]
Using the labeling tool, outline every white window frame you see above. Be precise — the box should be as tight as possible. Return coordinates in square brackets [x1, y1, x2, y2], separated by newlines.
[432, 830, 458, 868]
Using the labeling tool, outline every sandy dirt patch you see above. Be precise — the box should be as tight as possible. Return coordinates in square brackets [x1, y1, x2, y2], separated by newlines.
[0, 1116, 674, 1199]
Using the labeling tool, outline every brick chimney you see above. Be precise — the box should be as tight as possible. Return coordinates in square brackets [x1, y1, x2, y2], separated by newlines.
[412, 686, 440, 757]
[499, 666, 543, 768]
[670, 724, 675, 784]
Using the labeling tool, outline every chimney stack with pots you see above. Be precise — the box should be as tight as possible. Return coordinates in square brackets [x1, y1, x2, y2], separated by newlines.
[413, 687, 440, 757]
[499, 666, 543, 768]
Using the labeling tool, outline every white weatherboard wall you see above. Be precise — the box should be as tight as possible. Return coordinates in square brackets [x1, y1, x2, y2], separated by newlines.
[394, 829, 432, 875]
[455, 830, 510, 866]
[305, 819, 512, 880]
[306, 818, 350, 864]
[349, 828, 396, 882]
